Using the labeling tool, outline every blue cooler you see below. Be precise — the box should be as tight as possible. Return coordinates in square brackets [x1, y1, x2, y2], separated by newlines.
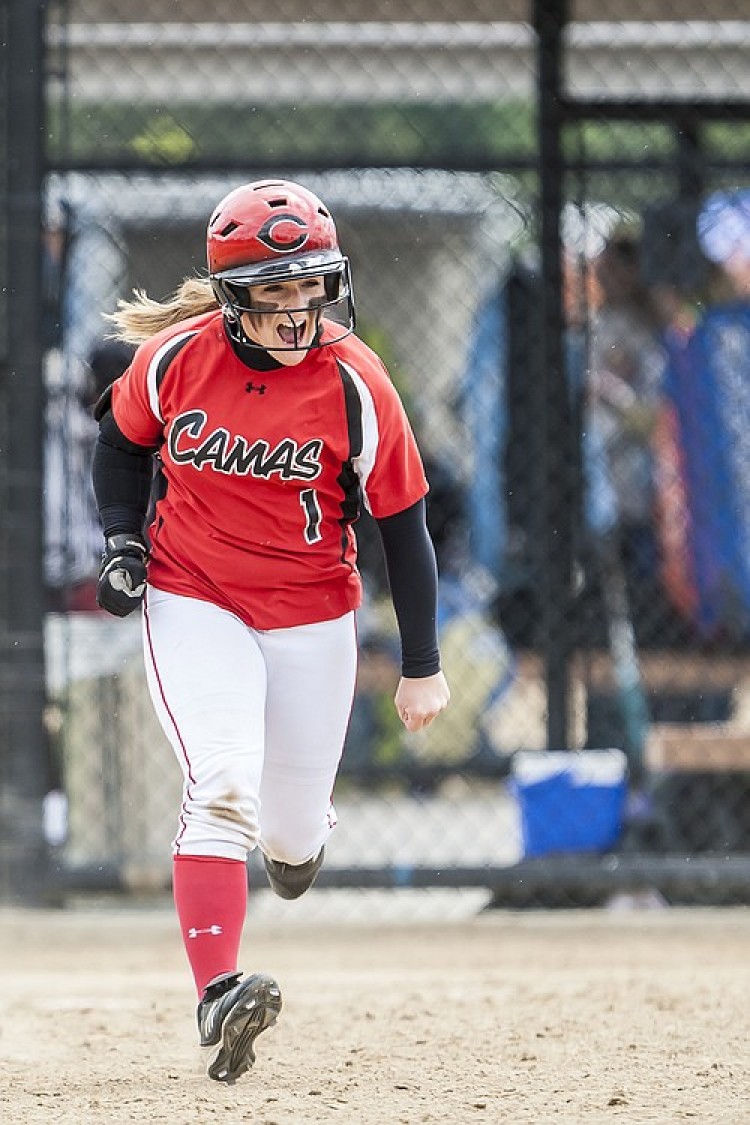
[511, 749, 628, 858]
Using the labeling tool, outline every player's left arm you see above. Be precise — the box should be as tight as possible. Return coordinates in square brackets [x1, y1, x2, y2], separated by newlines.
[375, 500, 450, 731]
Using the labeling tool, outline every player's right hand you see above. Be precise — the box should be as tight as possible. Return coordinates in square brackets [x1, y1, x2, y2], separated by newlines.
[96, 533, 148, 617]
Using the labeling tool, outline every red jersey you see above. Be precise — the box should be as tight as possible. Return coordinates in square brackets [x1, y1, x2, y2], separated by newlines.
[111, 311, 428, 629]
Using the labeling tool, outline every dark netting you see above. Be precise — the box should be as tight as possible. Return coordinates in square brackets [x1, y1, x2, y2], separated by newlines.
[2, 0, 747, 911]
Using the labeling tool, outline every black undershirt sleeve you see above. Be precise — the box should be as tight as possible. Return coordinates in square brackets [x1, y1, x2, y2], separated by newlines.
[92, 411, 156, 538]
[375, 498, 441, 678]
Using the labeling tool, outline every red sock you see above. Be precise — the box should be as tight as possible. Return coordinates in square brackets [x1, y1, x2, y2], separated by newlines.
[173, 855, 248, 997]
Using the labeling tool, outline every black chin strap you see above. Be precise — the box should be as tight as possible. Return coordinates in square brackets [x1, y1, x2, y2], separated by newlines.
[224, 317, 282, 370]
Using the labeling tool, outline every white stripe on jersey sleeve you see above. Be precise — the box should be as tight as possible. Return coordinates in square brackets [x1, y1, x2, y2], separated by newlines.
[145, 330, 196, 423]
[339, 360, 380, 514]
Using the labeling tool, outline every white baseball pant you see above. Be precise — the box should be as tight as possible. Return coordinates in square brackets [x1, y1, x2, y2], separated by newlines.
[142, 586, 358, 864]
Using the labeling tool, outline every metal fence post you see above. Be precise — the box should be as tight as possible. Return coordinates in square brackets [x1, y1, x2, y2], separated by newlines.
[0, 0, 50, 902]
[534, 0, 575, 750]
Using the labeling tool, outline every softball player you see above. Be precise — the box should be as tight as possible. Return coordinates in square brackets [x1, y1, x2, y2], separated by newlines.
[92, 179, 450, 1083]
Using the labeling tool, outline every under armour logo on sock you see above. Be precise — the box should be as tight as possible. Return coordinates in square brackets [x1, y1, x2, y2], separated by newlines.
[188, 924, 223, 939]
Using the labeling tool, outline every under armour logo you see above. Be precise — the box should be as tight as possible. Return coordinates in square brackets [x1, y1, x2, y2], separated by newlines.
[245, 382, 267, 394]
[188, 925, 223, 939]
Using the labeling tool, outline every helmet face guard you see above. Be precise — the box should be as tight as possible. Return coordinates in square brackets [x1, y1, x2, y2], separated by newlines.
[210, 251, 355, 350]
[207, 180, 356, 351]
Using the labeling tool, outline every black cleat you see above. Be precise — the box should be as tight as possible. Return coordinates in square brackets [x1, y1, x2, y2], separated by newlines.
[263, 847, 325, 900]
[197, 971, 282, 1083]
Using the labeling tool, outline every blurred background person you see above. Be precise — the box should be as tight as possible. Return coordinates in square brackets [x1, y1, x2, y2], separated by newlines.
[584, 229, 669, 642]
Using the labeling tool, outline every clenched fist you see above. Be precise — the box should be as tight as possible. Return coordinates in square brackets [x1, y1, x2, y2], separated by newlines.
[96, 533, 148, 618]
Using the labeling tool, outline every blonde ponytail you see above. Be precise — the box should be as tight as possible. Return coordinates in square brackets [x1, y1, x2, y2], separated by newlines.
[106, 276, 219, 345]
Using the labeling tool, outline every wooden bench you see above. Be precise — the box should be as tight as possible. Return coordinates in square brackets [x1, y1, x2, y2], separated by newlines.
[645, 723, 750, 773]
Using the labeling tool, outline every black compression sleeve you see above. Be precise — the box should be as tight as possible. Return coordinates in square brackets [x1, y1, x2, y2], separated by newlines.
[92, 412, 155, 537]
[375, 498, 441, 678]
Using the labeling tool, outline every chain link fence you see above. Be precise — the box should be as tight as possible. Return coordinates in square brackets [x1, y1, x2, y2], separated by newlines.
[19, 1, 750, 908]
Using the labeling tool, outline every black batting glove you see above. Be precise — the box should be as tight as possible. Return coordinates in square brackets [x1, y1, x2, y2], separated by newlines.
[96, 533, 148, 618]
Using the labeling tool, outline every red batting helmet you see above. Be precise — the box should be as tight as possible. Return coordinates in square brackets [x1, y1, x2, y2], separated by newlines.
[207, 180, 355, 346]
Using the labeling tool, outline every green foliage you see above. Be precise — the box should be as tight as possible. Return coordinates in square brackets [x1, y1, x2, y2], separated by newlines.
[566, 121, 676, 161]
[47, 100, 537, 166]
[704, 122, 750, 160]
[129, 116, 196, 163]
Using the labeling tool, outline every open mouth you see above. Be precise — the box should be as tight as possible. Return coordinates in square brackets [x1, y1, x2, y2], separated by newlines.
[276, 320, 307, 346]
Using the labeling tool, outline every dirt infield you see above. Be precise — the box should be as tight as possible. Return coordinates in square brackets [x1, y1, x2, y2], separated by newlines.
[1, 899, 749, 1124]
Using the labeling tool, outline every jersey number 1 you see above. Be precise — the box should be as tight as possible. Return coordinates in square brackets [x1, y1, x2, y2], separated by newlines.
[300, 488, 323, 544]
